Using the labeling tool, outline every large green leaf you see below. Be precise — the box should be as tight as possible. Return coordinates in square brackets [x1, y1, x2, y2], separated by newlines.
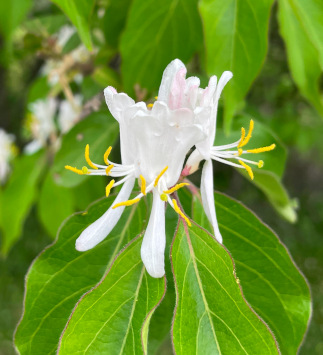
[0, 151, 46, 255]
[58, 235, 166, 354]
[38, 173, 75, 239]
[51, 111, 119, 188]
[278, 0, 323, 116]
[215, 116, 297, 222]
[171, 220, 280, 354]
[51, 0, 95, 50]
[183, 189, 311, 354]
[120, 0, 203, 93]
[15, 194, 147, 355]
[199, 0, 274, 132]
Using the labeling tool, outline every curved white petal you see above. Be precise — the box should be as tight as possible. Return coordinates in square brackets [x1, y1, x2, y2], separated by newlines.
[103, 86, 135, 122]
[75, 177, 135, 251]
[141, 189, 166, 278]
[214, 71, 233, 103]
[201, 159, 222, 243]
[158, 59, 185, 103]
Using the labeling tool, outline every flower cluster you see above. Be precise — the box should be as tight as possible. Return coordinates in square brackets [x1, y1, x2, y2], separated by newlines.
[66, 59, 275, 278]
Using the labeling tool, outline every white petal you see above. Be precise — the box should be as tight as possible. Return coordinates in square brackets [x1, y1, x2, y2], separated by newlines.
[75, 177, 135, 251]
[24, 140, 42, 155]
[103, 86, 135, 122]
[214, 71, 233, 103]
[141, 189, 166, 278]
[158, 59, 185, 103]
[201, 159, 222, 243]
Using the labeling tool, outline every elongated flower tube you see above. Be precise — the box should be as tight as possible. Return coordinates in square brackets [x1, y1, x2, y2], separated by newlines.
[183, 73, 276, 243]
[65, 60, 206, 278]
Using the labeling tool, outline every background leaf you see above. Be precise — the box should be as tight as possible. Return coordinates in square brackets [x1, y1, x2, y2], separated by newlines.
[58, 235, 166, 355]
[51, 111, 119, 188]
[50, 0, 95, 50]
[171, 220, 280, 354]
[0, 151, 46, 255]
[15, 194, 147, 355]
[120, 0, 203, 93]
[278, 0, 323, 116]
[179, 188, 311, 354]
[199, 0, 274, 132]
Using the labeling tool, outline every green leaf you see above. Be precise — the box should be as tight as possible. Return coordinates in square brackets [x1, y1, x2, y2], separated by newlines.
[51, 0, 95, 50]
[277, 0, 323, 116]
[51, 111, 119, 188]
[15, 194, 147, 355]
[58, 235, 166, 354]
[102, 0, 133, 48]
[38, 173, 74, 239]
[0, 151, 46, 255]
[187, 189, 311, 354]
[171, 220, 280, 354]
[199, 0, 274, 132]
[216, 116, 297, 222]
[120, 0, 203, 93]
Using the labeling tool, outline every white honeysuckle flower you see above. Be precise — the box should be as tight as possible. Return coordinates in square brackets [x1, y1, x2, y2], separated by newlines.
[25, 98, 57, 154]
[56, 25, 76, 49]
[58, 95, 83, 134]
[0, 129, 17, 184]
[65, 61, 207, 278]
[183, 73, 276, 243]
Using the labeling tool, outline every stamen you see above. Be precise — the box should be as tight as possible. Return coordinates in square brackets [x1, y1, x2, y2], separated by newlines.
[154, 166, 168, 187]
[238, 127, 246, 148]
[238, 160, 254, 180]
[246, 144, 276, 154]
[112, 198, 140, 209]
[160, 193, 168, 201]
[85, 144, 98, 170]
[238, 148, 243, 156]
[147, 103, 154, 108]
[65, 165, 84, 175]
[163, 182, 190, 195]
[155, 96, 158, 100]
[139, 175, 146, 195]
[82, 166, 89, 174]
[172, 199, 191, 227]
[258, 160, 264, 168]
[104, 146, 112, 165]
[105, 164, 114, 175]
[239, 120, 254, 148]
[105, 180, 115, 197]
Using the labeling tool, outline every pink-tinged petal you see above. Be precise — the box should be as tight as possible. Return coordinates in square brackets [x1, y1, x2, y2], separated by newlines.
[75, 177, 135, 251]
[169, 67, 187, 110]
[201, 159, 222, 243]
[158, 59, 186, 104]
[141, 188, 166, 278]
[184, 149, 204, 176]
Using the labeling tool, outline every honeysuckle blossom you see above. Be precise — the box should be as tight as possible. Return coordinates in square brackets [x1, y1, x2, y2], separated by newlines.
[58, 95, 83, 134]
[65, 61, 206, 278]
[183, 73, 276, 244]
[0, 129, 17, 184]
[25, 98, 57, 154]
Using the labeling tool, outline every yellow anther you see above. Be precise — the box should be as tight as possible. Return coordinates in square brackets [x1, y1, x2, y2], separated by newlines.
[239, 160, 254, 180]
[160, 193, 168, 201]
[85, 144, 98, 170]
[163, 183, 190, 195]
[154, 166, 168, 187]
[172, 199, 191, 227]
[65, 165, 84, 175]
[105, 179, 115, 197]
[238, 127, 246, 148]
[258, 160, 264, 168]
[139, 175, 146, 195]
[239, 120, 254, 148]
[112, 198, 140, 209]
[147, 103, 154, 108]
[104, 146, 112, 165]
[105, 164, 114, 175]
[155, 96, 158, 100]
[82, 166, 89, 174]
[238, 148, 243, 156]
[246, 144, 276, 154]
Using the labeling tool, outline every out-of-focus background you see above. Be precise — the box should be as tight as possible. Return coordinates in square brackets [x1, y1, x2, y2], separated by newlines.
[0, 0, 322, 354]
